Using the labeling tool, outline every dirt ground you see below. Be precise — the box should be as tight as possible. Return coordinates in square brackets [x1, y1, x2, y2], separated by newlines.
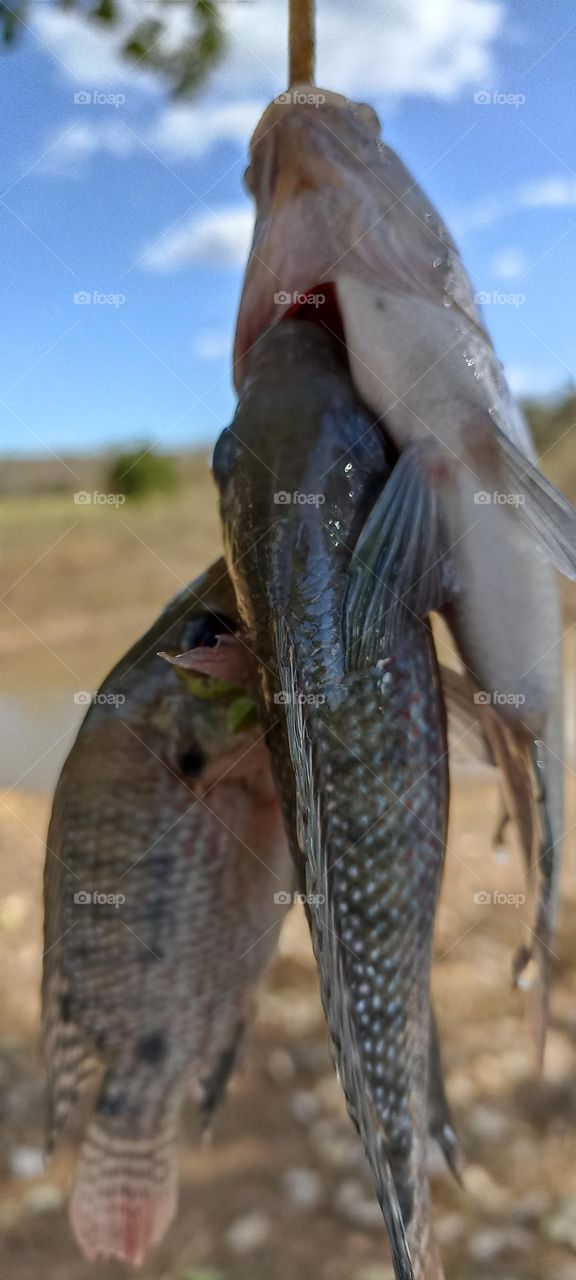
[2, 771, 576, 1280]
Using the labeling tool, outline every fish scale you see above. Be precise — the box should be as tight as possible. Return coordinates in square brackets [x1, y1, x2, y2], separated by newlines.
[309, 655, 447, 1225]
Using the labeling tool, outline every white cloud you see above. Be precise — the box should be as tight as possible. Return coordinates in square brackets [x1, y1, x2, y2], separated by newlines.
[194, 329, 232, 360]
[148, 100, 264, 158]
[506, 364, 564, 397]
[141, 205, 253, 272]
[459, 174, 576, 232]
[490, 247, 528, 278]
[36, 99, 264, 176]
[38, 120, 135, 175]
[34, 0, 503, 102]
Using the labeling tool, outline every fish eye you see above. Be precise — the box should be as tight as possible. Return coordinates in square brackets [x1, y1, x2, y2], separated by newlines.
[243, 164, 254, 193]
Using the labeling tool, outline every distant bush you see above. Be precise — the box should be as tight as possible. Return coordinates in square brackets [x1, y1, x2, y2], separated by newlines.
[522, 385, 576, 454]
[108, 450, 179, 499]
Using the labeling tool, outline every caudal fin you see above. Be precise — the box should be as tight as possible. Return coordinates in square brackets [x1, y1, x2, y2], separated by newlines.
[70, 1120, 178, 1265]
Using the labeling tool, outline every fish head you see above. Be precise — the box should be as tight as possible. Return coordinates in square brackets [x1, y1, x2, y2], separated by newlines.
[234, 87, 387, 384]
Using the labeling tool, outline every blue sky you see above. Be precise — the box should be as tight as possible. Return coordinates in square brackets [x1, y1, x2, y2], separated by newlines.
[1, 0, 575, 459]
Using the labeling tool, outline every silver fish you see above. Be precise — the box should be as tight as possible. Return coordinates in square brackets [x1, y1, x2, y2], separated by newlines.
[215, 318, 453, 1279]
[43, 559, 292, 1264]
[234, 87, 574, 1049]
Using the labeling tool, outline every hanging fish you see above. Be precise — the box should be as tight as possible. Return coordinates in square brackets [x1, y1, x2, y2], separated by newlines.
[215, 318, 455, 1280]
[43, 560, 293, 1265]
[234, 87, 573, 1050]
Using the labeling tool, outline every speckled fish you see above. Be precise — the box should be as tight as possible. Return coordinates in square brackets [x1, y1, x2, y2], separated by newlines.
[43, 560, 292, 1265]
[234, 87, 575, 1050]
[214, 319, 454, 1280]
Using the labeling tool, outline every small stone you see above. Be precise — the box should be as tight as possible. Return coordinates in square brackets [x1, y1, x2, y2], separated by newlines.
[9, 1146, 45, 1179]
[546, 1199, 576, 1252]
[226, 1211, 271, 1254]
[267, 1048, 295, 1085]
[311, 1118, 363, 1170]
[282, 1167, 322, 1210]
[464, 1163, 510, 1211]
[436, 1213, 465, 1246]
[0, 1200, 22, 1229]
[512, 1190, 550, 1224]
[467, 1104, 512, 1141]
[289, 1090, 319, 1125]
[469, 1226, 532, 1261]
[356, 1267, 395, 1280]
[23, 1185, 64, 1214]
[334, 1179, 383, 1230]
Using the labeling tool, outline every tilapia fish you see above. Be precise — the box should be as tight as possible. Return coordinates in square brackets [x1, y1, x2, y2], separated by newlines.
[43, 559, 292, 1264]
[214, 318, 454, 1280]
[234, 86, 575, 1049]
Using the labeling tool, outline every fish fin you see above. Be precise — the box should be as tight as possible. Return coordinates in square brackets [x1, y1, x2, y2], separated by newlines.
[345, 444, 453, 666]
[42, 801, 102, 1149]
[159, 633, 253, 684]
[428, 1007, 462, 1186]
[493, 423, 576, 579]
[43, 990, 101, 1150]
[199, 1020, 245, 1123]
[436, 664, 558, 1062]
[511, 737, 559, 1069]
[439, 664, 494, 765]
[277, 620, 414, 1280]
[70, 1117, 178, 1265]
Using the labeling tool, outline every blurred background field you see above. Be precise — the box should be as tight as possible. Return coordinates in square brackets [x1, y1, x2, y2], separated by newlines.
[1, 431, 576, 1280]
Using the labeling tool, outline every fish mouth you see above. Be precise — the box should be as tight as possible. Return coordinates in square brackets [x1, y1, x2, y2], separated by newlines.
[234, 280, 347, 389]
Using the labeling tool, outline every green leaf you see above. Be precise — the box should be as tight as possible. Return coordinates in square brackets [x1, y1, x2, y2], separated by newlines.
[227, 694, 258, 734]
[179, 1270, 224, 1280]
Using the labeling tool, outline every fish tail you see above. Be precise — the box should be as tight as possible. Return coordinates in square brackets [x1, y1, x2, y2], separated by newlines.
[70, 1116, 178, 1264]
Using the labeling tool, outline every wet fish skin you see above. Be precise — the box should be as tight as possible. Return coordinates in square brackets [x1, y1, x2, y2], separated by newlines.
[235, 87, 570, 1048]
[214, 319, 449, 1279]
[43, 560, 292, 1265]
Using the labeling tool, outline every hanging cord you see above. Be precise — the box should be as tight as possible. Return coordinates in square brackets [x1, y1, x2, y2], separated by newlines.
[289, 0, 315, 86]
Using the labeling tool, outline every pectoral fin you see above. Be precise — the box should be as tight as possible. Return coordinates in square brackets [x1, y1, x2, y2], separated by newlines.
[493, 423, 576, 579]
[345, 444, 454, 665]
